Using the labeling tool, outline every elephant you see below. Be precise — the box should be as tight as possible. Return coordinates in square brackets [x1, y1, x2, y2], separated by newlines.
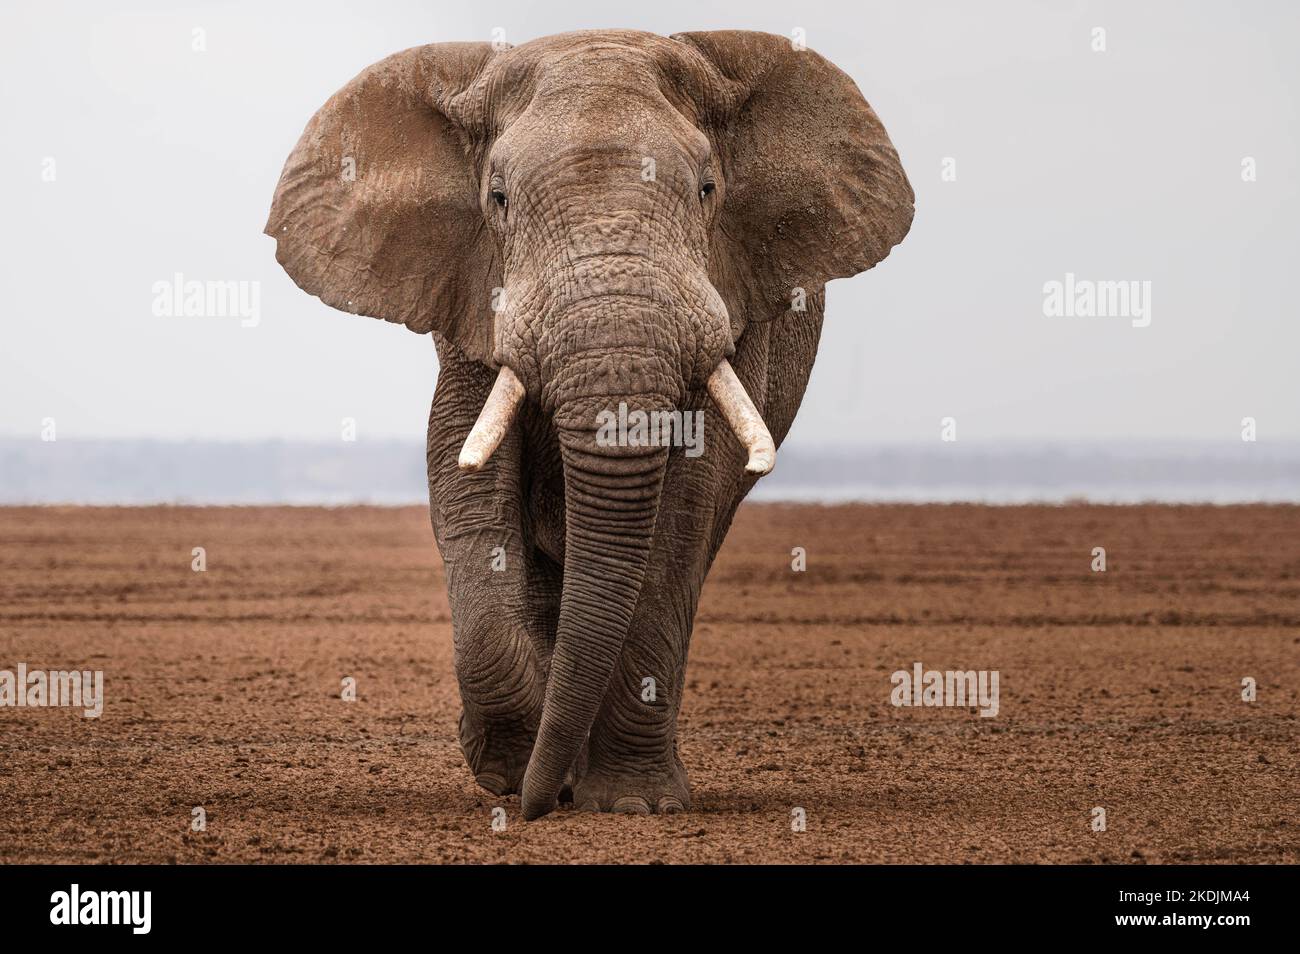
[266, 29, 913, 820]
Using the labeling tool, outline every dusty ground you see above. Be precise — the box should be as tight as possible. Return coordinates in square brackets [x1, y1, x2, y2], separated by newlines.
[0, 503, 1296, 864]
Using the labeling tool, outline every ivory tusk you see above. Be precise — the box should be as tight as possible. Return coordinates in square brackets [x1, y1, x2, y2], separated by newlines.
[458, 365, 526, 472]
[706, 359, 776, 476]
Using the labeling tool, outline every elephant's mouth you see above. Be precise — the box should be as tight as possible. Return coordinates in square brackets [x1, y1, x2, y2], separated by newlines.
[456, 359, 774, 476]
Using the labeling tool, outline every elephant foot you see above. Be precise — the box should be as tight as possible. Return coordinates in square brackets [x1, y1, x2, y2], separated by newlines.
[571, 753, 691, 815]
[458, 710, 536, 796]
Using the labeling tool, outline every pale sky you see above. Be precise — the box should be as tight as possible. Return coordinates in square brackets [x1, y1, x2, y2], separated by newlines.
[2, 0, 1297, 445]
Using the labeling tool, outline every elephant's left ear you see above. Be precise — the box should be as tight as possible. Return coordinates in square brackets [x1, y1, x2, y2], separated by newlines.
[672, 31, 914, 321]
[265, 42, 502, 364]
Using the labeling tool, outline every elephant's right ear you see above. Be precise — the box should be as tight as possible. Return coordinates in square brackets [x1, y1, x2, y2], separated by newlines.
[265, 43, 501, 364]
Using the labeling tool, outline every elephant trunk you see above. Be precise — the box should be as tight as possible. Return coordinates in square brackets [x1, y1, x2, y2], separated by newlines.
[519, 411, 669, 820]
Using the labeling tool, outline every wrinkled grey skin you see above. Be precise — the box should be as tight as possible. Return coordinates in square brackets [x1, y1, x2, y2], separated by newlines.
[267, 29, 913, 819]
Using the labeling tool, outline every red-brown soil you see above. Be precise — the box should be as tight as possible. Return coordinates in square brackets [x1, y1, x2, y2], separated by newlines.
[0, 504, 1296, 863]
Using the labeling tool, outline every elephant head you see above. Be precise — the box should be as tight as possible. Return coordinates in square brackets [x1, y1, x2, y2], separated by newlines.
[266, 29, 912, 818]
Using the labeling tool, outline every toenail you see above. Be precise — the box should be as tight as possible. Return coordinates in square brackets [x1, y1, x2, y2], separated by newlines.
[612, 796, 652, 815]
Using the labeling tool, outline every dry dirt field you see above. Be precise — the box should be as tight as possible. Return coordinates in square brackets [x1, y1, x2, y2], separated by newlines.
[0, 504, 1296, 864]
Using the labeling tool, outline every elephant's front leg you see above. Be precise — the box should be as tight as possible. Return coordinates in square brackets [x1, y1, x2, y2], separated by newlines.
[428, 353, 557, 797]
[573, 581, 697, 814]
[443, 542, 556, 797]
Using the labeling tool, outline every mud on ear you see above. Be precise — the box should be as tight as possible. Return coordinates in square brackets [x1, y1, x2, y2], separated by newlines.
[672, 30, 914, 323]
[265, 42, 502, 364]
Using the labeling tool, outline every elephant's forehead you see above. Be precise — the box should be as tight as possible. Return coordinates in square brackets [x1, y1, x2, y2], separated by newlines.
[490, 68, 710, 171]
[536, 49, 661, 99]
[481, 31, 716, 130]
[508, 28, 679, 62]
[496, 103, 710, 188]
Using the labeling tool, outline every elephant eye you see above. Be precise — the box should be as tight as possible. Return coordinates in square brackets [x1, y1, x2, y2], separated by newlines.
[490, 188, 508, 210]
[699, 181, 716, 200]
